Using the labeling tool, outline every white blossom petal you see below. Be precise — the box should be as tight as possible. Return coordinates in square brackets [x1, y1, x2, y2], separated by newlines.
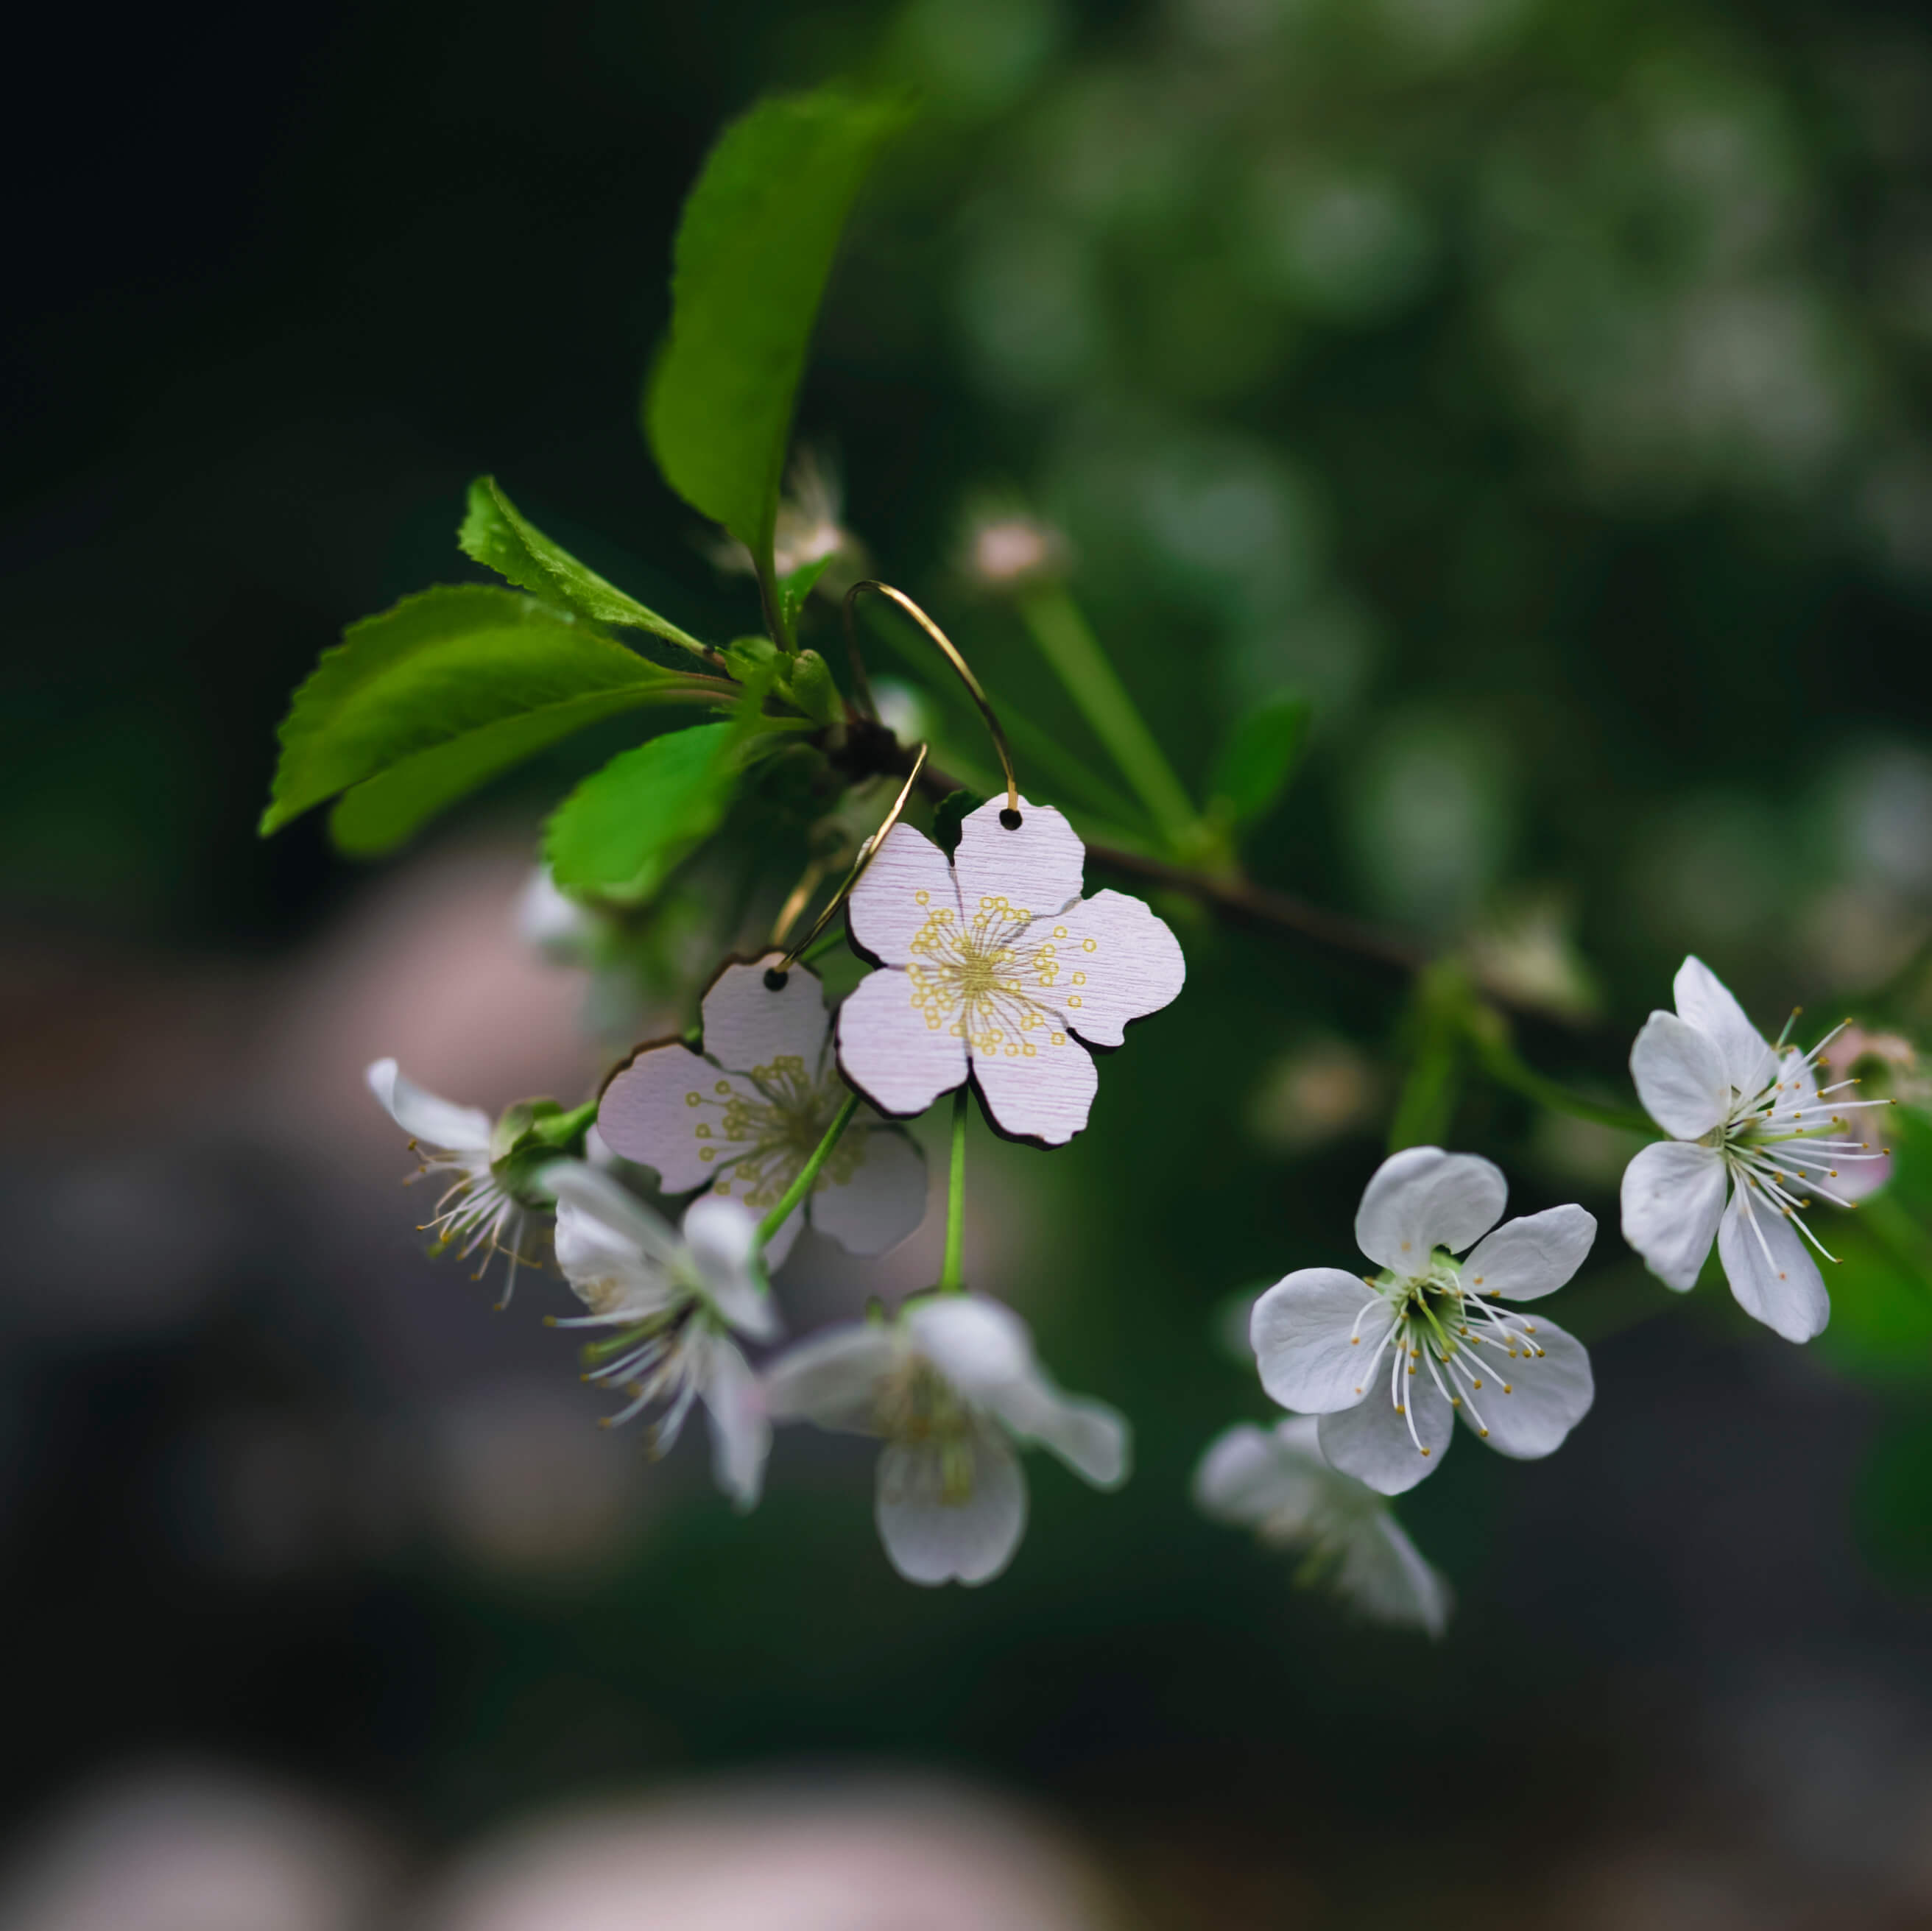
[1251, 1268, 1396, 1414]
[1459, 1205, 1597, 1303]
[970, 1028, 1099, 1146]
[984, 1373, 1129, 1488]
[1716, 1186, 1830, 1342]
[544, 1162, 683, 1269]
[836, 966, 970, 1119]
[366, 1058, 492, 1152]
[1337, 1513, 1453, 1639]
[762, 1323, 898, 1432]
[1192, 1419, 1328, 1528]
[847, 822, 960, 968]
[875, 1420, 1028, 1586]
[951, 795, 1085, 924]
[683, 1194, 777, 1340]
[906, 1295, 1033, 1402]
[806, 1123, 928, 1256]
[700, 953, 832, 1077]
[596, 1045, 759, 1193]
[1620, 1140, 1727, 1291]
[1674, 955, 1777, 1099]
[550, 1198, 677, 1321]
[1462, 1313, 1593, 1458]
[1630, 1011, 1731, 1140]
[1035, 890, 1185, 1048]
[1353, 1147, 1507, 1274]
[698, 1331, 770, 1511]
[1316, 1367, 1453, 1495]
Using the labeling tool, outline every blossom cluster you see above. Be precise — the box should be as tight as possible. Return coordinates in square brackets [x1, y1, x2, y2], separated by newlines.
[373, 866, 1896, 1628]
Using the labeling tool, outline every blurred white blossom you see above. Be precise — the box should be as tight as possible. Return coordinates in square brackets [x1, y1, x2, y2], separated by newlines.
[1194, 1416, 1451, 1636]
[764, 1293, 1127, 1586]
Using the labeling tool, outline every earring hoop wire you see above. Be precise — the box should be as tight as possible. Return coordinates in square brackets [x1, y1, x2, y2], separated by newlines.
[842, 581, 1020, 815]
[772, 743, 930, 975]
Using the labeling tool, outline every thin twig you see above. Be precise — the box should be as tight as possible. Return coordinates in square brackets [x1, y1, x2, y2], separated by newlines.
[1082, 841, 1429, 975]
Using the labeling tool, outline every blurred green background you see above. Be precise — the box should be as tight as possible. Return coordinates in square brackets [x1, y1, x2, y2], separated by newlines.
[5, 0, 1932, 1924]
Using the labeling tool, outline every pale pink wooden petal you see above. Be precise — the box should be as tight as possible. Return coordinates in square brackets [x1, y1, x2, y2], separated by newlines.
[808, 1123, 928, 1256]
[971, 1028, 1098, 1146]
[598, 1046, 763, 1194]
[700, 952, 831, 1078]
[836, 967, 969, 1119]
[1034, 889, 1186, 1048]
[847, 823, 960, 967]
[952, 795, 1085, 927]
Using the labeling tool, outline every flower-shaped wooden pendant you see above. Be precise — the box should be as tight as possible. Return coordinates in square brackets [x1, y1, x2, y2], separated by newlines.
[599, 954, 927, 1265]
[836, 797, 1185, 1145]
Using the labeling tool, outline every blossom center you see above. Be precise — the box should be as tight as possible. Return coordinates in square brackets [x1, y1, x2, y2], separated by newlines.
[905, 893, 1076, 1061]
[1347, 1256, 1544, 1455]
[695, 1054, 860, 1212]
[877, 1355, 976, 1504]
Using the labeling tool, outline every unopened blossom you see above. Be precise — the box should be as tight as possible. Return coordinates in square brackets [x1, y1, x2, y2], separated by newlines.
[836, 798, 1185, 1145]
[599, 953, 926, 1267]
[959, 509, 1066, 592]
[1249, 1148, 1596, 1495]
[367, 1058, 544, 1305]
[1194, 1417, 1451, 1637]
[709, 448, 855, 582]
[763, 1294, 1128, 1586]
[545, 1163, 776, 1510]
[1621, 957, 1892, 1342]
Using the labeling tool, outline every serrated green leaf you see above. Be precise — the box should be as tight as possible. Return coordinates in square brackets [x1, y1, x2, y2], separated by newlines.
[459, 476, 708, 657]
[1207, 694, 1312, 826]
[646, 85, 909, 559]
[326, 689, 663, 855]
[543, 722, 742, 903]
[261, 585, 702, 841]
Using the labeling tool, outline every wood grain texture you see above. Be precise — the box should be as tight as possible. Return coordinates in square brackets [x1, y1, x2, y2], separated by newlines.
[836, 796, 1187, 1146]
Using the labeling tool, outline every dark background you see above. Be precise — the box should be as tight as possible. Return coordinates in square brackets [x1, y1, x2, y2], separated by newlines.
[5, 0, 1932, 1924]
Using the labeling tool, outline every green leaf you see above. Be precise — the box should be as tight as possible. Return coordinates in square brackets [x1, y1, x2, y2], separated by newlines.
[646, 85, 909, 559]
[779, 552, 836, 626]
[1207, 694, 1312, 825]
[458, 477, 708, 657]
[261, 585, 701, 843]
[543, 721, 744, 903]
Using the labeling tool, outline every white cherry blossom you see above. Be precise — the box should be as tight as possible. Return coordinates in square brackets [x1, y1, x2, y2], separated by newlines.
[836, 797, 1185, 1145]
[599, 953, 926, 1268]
[1620, 956, 1892, 1342]
[543, 1163, 778, 1511]
[1194, 1417, 1451, 1637]
[1249, 1148, 1597, 1495]
[367, 1057, 542, 1305]
[762, 1294, 1129, 1586]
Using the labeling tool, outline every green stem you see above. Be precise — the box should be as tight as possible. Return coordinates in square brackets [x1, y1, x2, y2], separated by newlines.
[1472, 1030, 1655, 1137]
[798, 923, 850, 967]
[755, 548, 796, 656]
[940, 1085, 970, 1293]
[1016, 585, 1199, 850]
[758, 1090, 859, 1249]
[545, 1099, 601, 1147]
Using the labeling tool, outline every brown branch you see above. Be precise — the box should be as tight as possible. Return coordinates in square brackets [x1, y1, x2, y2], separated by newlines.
[1083, 843, 1429, 976]
[861, 729, 1436, 986]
